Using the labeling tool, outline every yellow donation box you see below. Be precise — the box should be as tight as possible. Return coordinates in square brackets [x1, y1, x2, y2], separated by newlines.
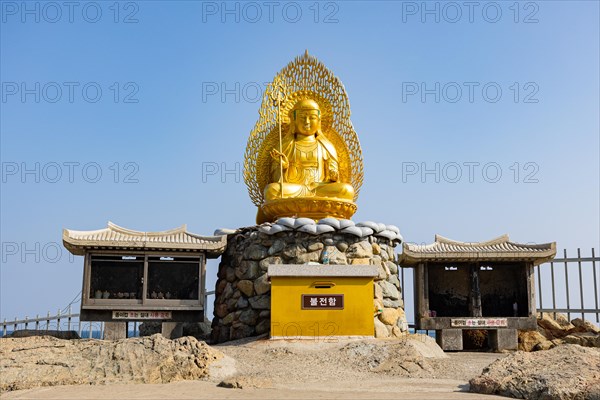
[268, 264, 378, 338]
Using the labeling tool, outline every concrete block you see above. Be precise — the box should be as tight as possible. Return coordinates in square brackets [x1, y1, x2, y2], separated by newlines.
[104, 322, 127, 340]
[489, 329, 518, 351]
[436, 329, 463, 351]
[161, 322, 183, 339]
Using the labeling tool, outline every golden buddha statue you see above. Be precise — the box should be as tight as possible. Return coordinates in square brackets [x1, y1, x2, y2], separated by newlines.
[264, 98, 355, 202]
[244, 51, 363, 223]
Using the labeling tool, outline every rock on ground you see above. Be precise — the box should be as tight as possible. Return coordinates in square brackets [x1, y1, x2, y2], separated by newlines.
[519, 313, 600, 352]
[0, 334, 224, 392]
[212, 334, 503, 385]
[341, 335, 447, 377]
[138, 321, 212, 341]
[470, 344, 600, 400]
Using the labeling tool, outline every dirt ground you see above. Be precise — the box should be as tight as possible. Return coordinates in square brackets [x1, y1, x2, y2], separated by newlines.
[2, 335, 508, 400]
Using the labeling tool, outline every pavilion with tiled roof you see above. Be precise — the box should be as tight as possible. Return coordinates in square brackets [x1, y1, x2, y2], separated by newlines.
[63, 221, 226, 257]
[63, 222, 227, 340]
[400, 234, 556, 265]
[399, 234, 556, 351]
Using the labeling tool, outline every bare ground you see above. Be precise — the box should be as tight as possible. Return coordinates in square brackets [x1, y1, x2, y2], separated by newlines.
[2, 334, 508, 399]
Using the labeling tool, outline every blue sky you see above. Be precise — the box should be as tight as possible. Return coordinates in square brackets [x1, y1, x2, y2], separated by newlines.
[1, 1, 599, 323]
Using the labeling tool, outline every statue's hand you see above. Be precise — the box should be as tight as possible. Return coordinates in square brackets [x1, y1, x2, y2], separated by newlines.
[330, 169, 339, 181]
[270, 149, 289, 169]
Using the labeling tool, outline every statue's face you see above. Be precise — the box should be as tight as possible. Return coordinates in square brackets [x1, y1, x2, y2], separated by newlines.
[295, 109, 320, 136]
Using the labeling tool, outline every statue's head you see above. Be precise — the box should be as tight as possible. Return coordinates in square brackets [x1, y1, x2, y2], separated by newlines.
[291, 99, 321, 136]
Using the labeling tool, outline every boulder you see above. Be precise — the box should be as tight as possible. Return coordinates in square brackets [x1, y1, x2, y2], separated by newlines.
[388, 274, 400, 288]
[253, 273, 271, 295]
[236, 296, 248, 308]
[379, 308, 399, 326]
[374, 282, 383, 300]
[371, 242, 381, 255]
[350, 257, 371, 265]
[374, 317, 389, 338]
[385, 260, 398, 274]
[307, 242, 324, 252]
[221, 313, 234, 326]
[383, 298, 403, 308]
[259, 256, 282, 271]
[379, 280, 400, 300]
[518, 330, 553, 352]
[248, 295, 270, 310]
[236, 280, 254, 297]
[235, 261, 259, 280]
[297, 250, 320, 264]
[268, 240, 285, 255]
[373, 299, 384, 313]
[347, 241, 373, 258]
[376, 261, 389, 280]
[215, 303, 229, 318]
[243, 244, 267, 261]
[0, 335, 224, 392]
[571, 318, 600, 334]
[470, 345, 600, 400]
[322, 246, 347, 264]
[238, 309, 258, 326]
[255, 319, 270, 335]
[282, 243, 306, 259]
[535, 313, 570, 340]
[564, 333, 600, 347]
[554, 313, 575, 329]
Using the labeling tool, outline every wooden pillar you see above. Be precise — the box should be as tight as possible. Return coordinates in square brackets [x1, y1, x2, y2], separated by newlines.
[415, 262, 428, 329]
[527, 262, 536, 317]
[469, 263, 482, 317]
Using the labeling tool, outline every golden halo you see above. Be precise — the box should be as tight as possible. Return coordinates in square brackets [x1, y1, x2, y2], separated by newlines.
[243, 52, 364, 208]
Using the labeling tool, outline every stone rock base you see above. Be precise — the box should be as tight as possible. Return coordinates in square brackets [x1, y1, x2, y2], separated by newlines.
[211, 219, 407, 343]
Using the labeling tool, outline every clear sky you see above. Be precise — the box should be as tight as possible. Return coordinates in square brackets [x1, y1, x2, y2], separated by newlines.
[1, 1, 599, 323]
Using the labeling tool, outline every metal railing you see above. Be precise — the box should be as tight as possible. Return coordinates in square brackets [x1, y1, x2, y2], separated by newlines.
[535, 248, 599, 322]
[2, 291, 216, 338]
[1, 307, 101, 338]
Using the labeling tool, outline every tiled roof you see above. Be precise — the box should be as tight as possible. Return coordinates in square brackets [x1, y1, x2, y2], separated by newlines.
[63, 222, 227, 257]
[399, 234, 556, 265]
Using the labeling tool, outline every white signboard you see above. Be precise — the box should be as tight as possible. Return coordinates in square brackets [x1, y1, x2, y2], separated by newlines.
[451, 318, 508, 328]
[112, 311, 172, 320]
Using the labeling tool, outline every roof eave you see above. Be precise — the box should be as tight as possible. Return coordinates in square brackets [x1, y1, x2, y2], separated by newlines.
[399, 247, 557, 266]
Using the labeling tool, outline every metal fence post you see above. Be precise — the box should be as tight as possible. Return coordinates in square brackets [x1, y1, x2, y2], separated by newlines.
[563, 249, 570, 321]
[592, 248, 599, 323]
[550, 261, 556, 316]
[577, 248, 584, 320]
[67, 306, 72, 331]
